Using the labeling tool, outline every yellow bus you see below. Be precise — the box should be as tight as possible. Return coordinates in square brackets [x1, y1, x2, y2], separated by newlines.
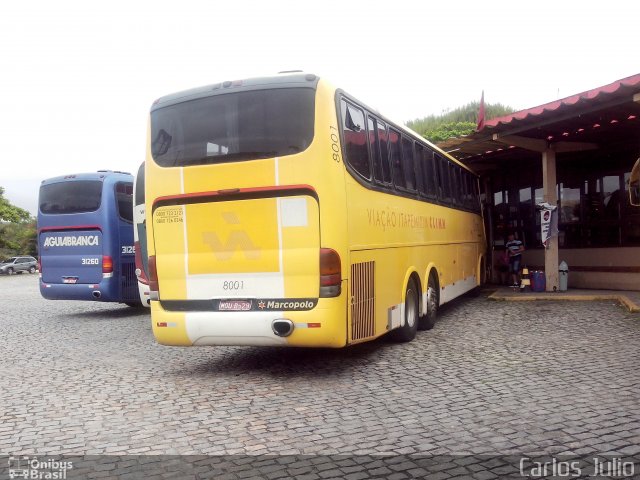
[145, 73, 486, 348]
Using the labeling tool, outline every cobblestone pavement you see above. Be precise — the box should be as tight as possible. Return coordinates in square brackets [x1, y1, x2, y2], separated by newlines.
[1, 274, 639, 463]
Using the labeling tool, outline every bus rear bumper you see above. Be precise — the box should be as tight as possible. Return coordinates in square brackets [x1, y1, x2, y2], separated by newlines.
[151, 297, 347, 348]
[39, 280, 120, 302]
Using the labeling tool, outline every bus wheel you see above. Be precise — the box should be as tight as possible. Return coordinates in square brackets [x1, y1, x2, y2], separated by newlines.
[390, 278, 418, 343]
[418, 274, 438, 331]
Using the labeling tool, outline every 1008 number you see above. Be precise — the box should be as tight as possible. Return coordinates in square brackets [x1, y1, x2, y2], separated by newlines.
[330, 126, 340, 163]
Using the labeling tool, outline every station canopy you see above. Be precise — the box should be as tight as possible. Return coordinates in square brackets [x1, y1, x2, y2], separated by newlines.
[438, 74, 640, 172]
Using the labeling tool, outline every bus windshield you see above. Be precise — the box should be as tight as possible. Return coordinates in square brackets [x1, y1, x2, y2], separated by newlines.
[150, 88, 315, 167]
[39, 180, 103, 214]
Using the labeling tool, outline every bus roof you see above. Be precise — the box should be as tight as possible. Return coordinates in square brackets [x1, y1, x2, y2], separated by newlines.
[151, 72, 321, 111]
[40, 171, 133, 185]
[150, 72, 476, 176]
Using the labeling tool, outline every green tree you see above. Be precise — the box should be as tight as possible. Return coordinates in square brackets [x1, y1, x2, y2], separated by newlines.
[407, 101, 514, 144]
[0, 187, 36, 257]
[0, 187, 30, 223]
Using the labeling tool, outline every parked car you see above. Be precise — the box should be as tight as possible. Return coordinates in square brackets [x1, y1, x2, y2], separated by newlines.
[0, 256, 38, 275]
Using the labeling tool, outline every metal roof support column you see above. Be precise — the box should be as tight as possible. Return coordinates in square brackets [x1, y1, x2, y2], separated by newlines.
[542, 148, 559, 291]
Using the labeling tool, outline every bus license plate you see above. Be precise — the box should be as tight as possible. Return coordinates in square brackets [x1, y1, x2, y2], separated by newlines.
[218, 300, 251, 311]
[62, 277, 78, 284]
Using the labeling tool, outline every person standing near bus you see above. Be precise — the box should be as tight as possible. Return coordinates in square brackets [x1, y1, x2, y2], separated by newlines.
[506, 233, 525, 287]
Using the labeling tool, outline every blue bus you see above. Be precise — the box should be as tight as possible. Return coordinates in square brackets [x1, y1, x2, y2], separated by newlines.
[37, 171, 141, 306]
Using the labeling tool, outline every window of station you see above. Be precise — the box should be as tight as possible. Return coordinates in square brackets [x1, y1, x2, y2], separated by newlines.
[489, 159, 640, 248]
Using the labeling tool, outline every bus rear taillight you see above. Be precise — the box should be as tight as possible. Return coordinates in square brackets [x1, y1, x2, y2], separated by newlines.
[320, 248, 341, 298]
[148, 255, 159, 300]
[102, 255, 113, 278]
[37, 257, 42, 277]
[134, 241, 148, 284]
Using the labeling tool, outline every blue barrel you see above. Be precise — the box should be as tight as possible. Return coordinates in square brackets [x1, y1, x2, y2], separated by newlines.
[531, 271, 546, 292]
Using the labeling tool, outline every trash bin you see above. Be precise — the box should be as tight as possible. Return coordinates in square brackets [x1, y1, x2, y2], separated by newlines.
[559, 261, 569, 291]
[531, 271, 546, 292]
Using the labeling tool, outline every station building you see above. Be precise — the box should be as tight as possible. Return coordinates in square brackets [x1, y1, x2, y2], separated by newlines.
[438, 74, 640, 291]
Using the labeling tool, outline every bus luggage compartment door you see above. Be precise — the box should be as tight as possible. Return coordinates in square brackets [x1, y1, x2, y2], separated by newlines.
[153, 194, 320, 304]
[39, 229, 103, 284]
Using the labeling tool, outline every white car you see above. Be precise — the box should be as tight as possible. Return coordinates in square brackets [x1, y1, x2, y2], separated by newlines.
[0, 256, 38, 275]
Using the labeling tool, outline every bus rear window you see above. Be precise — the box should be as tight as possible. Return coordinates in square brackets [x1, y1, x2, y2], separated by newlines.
[39, 181, 102, 214]
[150, 88, 315, 167]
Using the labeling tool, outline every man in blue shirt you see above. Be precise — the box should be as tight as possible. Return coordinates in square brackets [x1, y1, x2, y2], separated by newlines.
[506, 233, 525, 287]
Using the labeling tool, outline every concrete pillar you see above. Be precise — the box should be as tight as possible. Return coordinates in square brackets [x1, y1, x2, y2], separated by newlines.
[542, 149, 559, 291]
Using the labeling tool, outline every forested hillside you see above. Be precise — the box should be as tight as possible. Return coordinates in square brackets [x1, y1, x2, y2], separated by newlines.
[407, 101, 514, 143]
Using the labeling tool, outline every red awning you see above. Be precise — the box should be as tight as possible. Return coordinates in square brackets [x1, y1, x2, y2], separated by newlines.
[438, 73, 640, 162]
[480, 73, 640, 131]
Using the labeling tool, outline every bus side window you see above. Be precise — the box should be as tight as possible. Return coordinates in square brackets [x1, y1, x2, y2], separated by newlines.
[436, 154, 451, 203]
[367, 116, 384, 185]
[389, 129, 404, 189]
[452, 165, 462, 205]
[423, 148, 437, 198]
[471, 175, 481, 212]
[402, 137, 416, 191]
[414, 143, 425, 195]
[115, 182, 133, 223]
[461, 170, 470, 209]
[369, 116, 391, 184]
[341, 100, 371, 180]
[466, 171, 477, 210]
[377, 120, 391, 183]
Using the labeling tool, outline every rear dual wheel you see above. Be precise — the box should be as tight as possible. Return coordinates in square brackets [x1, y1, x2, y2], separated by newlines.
[389, 278, 419, 343]
[418, 274, 438, 331]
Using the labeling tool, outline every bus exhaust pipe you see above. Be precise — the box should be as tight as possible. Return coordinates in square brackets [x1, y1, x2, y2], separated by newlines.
[271, 319, 294, 337]
[92, 291, 101, 299]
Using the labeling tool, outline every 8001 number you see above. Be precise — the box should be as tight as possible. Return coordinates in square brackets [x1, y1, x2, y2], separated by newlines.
[223, 281, 244, 291]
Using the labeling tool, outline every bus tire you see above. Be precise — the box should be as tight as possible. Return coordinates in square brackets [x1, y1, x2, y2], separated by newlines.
[125, 301, 144, 308]
[389, 278, 418, 343]
[418, 273, 438, 331]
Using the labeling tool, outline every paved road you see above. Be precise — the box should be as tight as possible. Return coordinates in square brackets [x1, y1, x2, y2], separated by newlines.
[1, 273, 639, 475]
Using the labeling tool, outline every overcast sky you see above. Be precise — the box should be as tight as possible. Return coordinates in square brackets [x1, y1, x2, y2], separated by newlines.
[1, 0, 638, 215]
